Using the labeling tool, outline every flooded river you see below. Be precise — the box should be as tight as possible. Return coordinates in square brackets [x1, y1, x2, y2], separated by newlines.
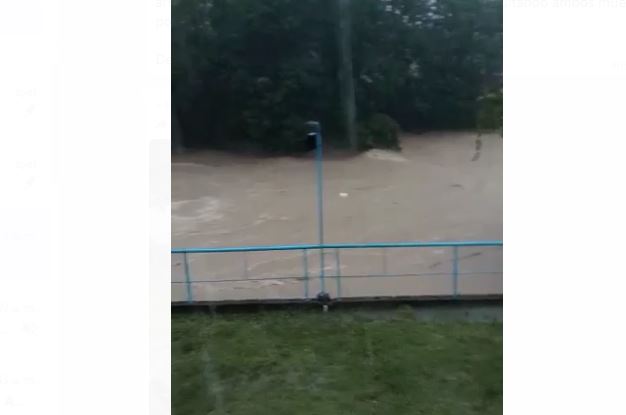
[172, 131, 502, 302]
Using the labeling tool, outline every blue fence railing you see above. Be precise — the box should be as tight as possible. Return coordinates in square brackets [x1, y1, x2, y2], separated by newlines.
[171, 240, 503, 304]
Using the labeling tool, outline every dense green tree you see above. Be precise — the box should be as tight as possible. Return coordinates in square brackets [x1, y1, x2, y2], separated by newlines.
[172, 0, 502, 152]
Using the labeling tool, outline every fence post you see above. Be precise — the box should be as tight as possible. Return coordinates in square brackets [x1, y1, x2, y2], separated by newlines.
[302, 249, 309, 299]
[382, 248, 388, 276]
[183, 252, 193, 304]
[452, 246, 459, 297]
[335, 248, 342, 299]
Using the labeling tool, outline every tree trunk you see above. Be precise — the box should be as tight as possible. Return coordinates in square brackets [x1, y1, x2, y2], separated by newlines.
[337, 0, 357, 150]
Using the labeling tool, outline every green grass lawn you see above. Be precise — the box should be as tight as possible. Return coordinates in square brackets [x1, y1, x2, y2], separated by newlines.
[172, 308, 502, 415]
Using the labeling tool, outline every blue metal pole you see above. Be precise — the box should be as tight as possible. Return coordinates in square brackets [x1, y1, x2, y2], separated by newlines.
[315, 129, 326, 294]
[302, 249, 309, 299]
[382, 248, 388, 276]
[183, 252, 192, 304]
[452, 246, 459, 297]
[173, 240, 502, 254]
[334, 248, 341, 299]
[306, 120, 326, 296]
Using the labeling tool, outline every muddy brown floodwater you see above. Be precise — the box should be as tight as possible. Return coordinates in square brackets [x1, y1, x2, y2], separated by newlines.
[172, 132, 502, 302]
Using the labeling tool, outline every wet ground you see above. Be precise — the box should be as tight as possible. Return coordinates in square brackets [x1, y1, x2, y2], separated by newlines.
[172, 131, 502, 302]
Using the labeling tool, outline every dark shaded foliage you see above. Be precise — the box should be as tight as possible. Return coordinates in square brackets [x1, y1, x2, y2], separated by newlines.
[477, 87, 503, 132]
[172, 0, 502, 152]
[358, 113, 401, 150]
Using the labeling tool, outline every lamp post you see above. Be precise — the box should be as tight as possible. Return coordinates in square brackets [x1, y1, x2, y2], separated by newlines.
[305, 121, 327, 297]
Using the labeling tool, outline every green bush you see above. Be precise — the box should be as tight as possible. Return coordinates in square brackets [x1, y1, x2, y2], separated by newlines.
[358, 113, 401, 150]
[476, 88, 503, 133]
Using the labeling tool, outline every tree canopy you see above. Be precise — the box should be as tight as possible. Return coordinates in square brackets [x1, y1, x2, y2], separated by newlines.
[172, 0, 502, 152]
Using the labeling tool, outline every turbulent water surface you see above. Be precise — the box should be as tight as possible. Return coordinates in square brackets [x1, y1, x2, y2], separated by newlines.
[172, 132, 502, 302]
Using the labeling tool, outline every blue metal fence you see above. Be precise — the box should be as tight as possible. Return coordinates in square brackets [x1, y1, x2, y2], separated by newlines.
[172, 240, 502, 304]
